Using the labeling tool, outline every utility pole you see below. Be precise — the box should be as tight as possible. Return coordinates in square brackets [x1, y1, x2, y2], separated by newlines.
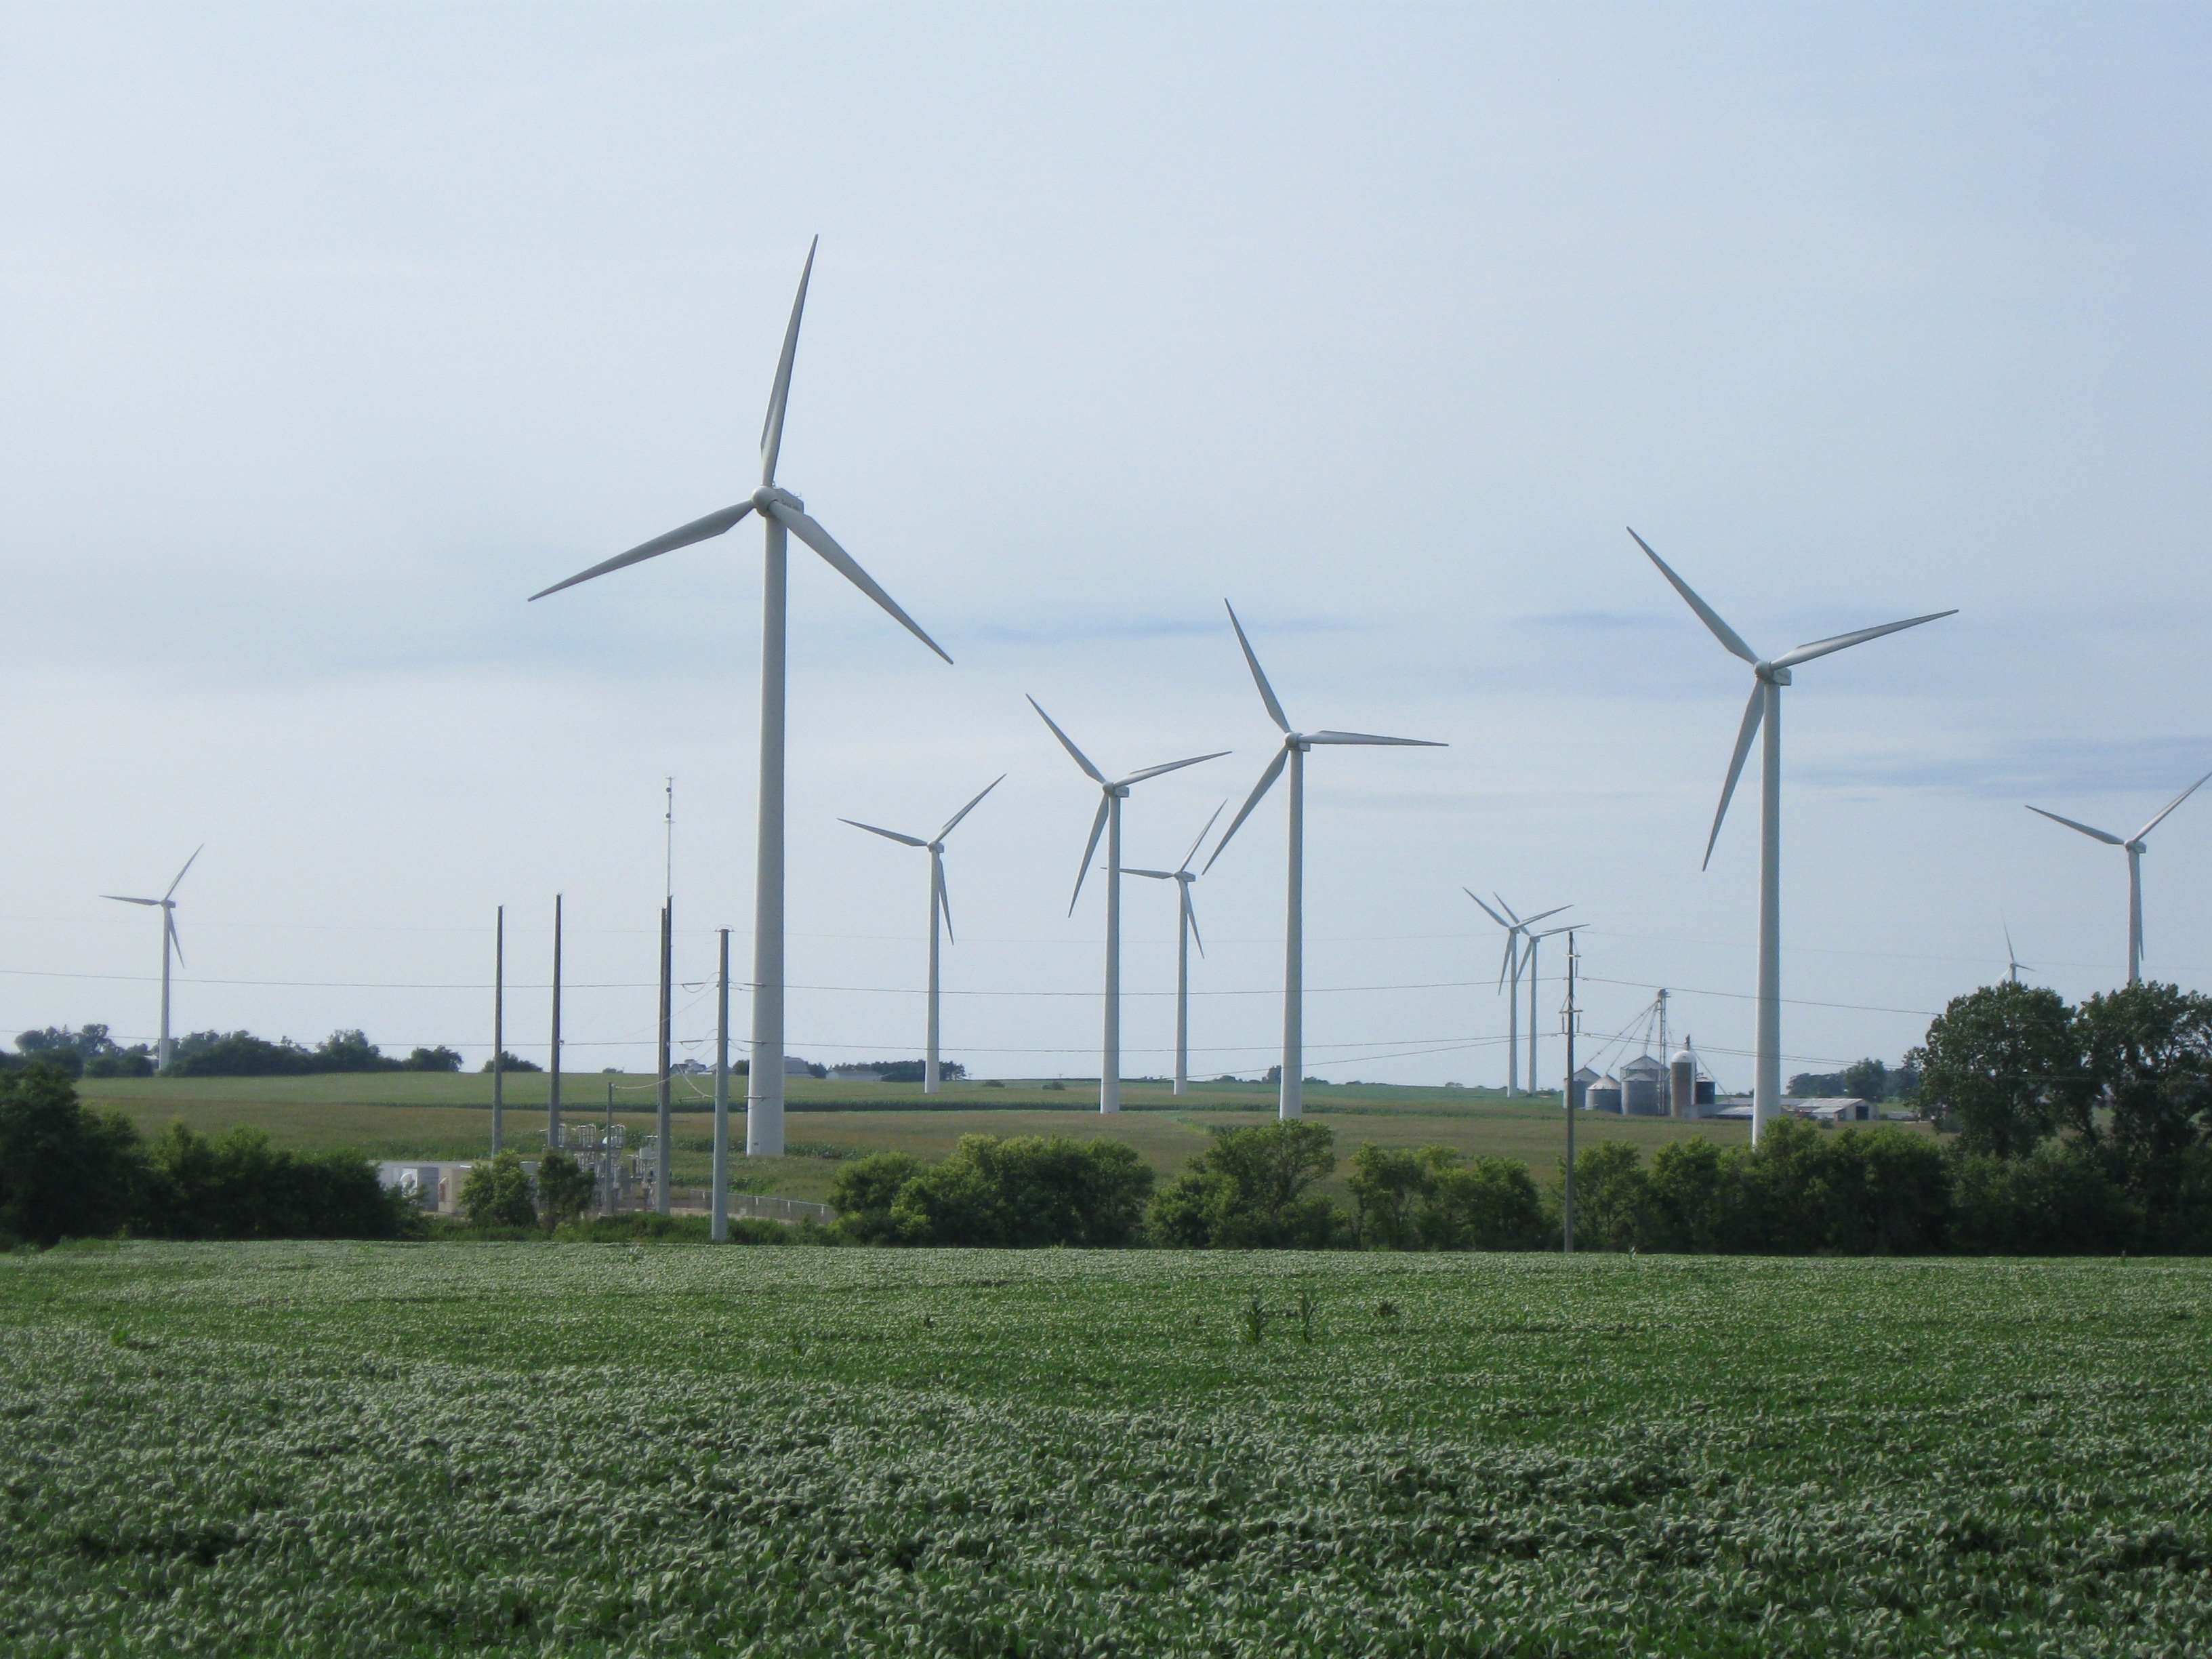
[491, 905, 504, 1155]
[548, 894, 563, 1149]
[1561, 928, 1579, 1255]
[658, 779, 673, 1214]
[713, 927, 731, 1242]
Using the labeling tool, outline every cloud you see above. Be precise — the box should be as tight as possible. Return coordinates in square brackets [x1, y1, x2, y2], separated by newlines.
[1799, 734, 2212, 802]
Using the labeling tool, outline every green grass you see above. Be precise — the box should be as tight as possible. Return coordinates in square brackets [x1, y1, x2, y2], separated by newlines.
[2, 1244, 2207, 1654]
[72, 1071, 1788, 1204]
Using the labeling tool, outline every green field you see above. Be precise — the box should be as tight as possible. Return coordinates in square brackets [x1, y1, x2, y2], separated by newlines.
[73, 1072, 1776, 1205]
[3, 1244, 2207, 1655]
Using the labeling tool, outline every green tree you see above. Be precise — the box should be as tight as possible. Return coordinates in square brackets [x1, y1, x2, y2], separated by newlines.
[535, 1149, 595, 1231]
[1416, 1154, 1548, 1251]
[890, 1136, 1153, 1247]
[480, 1050, 543, 1073]
[0, 1066, 146, 1246]
[1841, 1058, 1890, 1101]
[1147, 1120, 1340, 1249]
[2067, 983, 2212, 1244]
[1346, 1145, 1430, 1248]
[458, 1151, 537, 1229]
[1909, 983, 2077, 1158]
[402, 1045, 464, 1073]
[1565, 1141, 1652, 1251]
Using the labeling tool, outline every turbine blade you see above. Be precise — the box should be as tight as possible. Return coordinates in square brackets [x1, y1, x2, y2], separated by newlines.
[768, 500, 953, 664]
[1463, 888, 1512, 930]
[2025, 805, 2124, 846]
[529, 503, 755, 602]
[167, 911, 184, 968]
[840, 818, 927, 848]
[1180, 800, 1226, 873]
[1203, 748, 1287, 872]
[2133, 768, 2212, 842]
[1223, 600, 1291, 732]
[1628, 527, 1759, 664]
[1122, 867, 1176, 879]
[165, 844, 203, 899]
[1117, 751, 1229, 788]
[1770, 609, 1957, 671]
[2133, 868, 2146, 961]
[1303, 730, 1446, 747]
[1184, 885, 1206, 958]
[936, 775, 1006, 842]
[2003, 920, 2016, 962]
[1498, 933, 1519, 992]
[1491, 893, 1525, 926]
[937, 861, 954, 947]
[760, 235, 817, 485]
[1518, 904, 1571, 927]
[103, 895, 161, 906]
[1703, 682, 1766, 870]
[1069, 796, 1111, 915]
[1027, 696, 1107, 784]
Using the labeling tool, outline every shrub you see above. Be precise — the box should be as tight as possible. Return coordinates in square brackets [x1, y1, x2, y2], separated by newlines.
[140, 1125, 414, 1242]
[889, 1135, 1153, 1248]
[535, 1150, 595, 1231]
[828, 1153, 924, 1244]
[1347, 1145, 1429, 1249]
[1148, 1121, 1340, 1249]
[1417, 1155, 1549, 1251]
[1563, 1141, 1653, 1252]
[1948, 1141, 2139, 1254]
[459, 1152, 537, 1230]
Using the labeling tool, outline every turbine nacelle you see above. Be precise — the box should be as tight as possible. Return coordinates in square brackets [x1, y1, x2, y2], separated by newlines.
[1755, 663, 1792, 687]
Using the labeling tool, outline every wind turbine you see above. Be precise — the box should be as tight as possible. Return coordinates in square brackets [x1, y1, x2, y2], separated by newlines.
[1206, 601, 1443, 1121]
[840, 775, 1004, 1094]
[1521, 920, 1576, 1099]
[2026, 769, 2210, 985]
[1631, 527, 1954, 1143]
[1029, 697, 1224, 1113]
[528, 240, 951, 1158]
[2003, 922, 2032, 986]
[1466, 891, 1569, 1097]
[102, 846, 201, 1071]
[1123, 801, 1225, 1097]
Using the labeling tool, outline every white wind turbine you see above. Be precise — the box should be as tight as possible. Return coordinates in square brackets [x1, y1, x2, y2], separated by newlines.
[529, 240, 951, 1158]
[1123, 801, 1225, 1097]
[1206, 601, 1443, 1121]
[841, 775, 1004, 1094]
[103, 846, 201, 1071]
[2003, 922, 2033, 986]
[2025, 769, 2210, 986]
[1465, 891, 1569, 1097]
[1029, 697, 1225, 1114]
[1631, 527, 1954, 1143]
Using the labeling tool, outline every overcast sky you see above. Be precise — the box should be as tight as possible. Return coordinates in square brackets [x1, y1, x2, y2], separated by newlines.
[5, 3, 2208, 1090]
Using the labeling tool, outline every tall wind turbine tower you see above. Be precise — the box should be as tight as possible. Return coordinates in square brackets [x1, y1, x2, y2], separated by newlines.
[840, 775, 1004, 1094]
[102, 846, 201, 1071]
[1206, 602, 1442, 1121]
[1631, 527, 1953, 1142]
[2025, 769, 2209, 985]
[528, 241, 951, 1158]
[1124, 802, 1225, 1097]
[1029, 697, 1223, 1113]
[1523, 921, 1574, 1097]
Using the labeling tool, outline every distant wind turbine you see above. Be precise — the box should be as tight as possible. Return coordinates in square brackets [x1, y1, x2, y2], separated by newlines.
[2026, 769, 2211, 985]
[1521, 920, 1576, 1098]
[1124, 801, 1225, 1097]
[528, 239, 951, 1158]
[1631, 527, 1954, 1143]
[1206, 601, 1443, 1121]
[2003, 922, 2032, 986]
[841, 775, 1004, 1094]
[102, 846, 201, 1071]
[1029, 697, 1225, 1114]
[1465, 891, 1568, 1097]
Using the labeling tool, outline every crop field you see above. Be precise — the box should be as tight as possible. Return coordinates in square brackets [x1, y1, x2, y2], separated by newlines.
[4, 1246, 2209, 1656]
[73, 1073, 1770, 1205]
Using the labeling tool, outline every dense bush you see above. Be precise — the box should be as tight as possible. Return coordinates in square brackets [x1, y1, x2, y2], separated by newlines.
[1348, 1145, 1547, 1250]
[457, 1152, 537, 1230]
[139, 1124, 417, 1242]
[826, 1153, 924, 1244]
[533, 1150, 594, 1232]
[1149, 1121, 1343, 1248]
[165, 1027, 422, 1078]
[889, 1135, 1153, 1247]
[0, 1065, 146, 1246]
[8, 1025, 154, 1080]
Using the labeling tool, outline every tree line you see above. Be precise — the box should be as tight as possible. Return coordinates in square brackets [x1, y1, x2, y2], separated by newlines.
[0, 1067, 415, 1248]
[4, 1024, 468, 1078]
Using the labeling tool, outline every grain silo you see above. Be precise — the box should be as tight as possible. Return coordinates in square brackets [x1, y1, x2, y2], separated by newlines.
[1620, 1053, 1665, 1115]
[1670, 1047, 1696, 1119]
[1590, 1075, 1622, 1114]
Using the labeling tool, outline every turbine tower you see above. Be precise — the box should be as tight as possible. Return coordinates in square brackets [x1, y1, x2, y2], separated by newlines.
[1522, 920, 1574, 1098]
[1466, 892, 1568, 1096]
[1631, 527, 1954, 1143]
[102, 846, 201, 1071]
[1124, 802, 1225, 1097]
[840, 775, 1004, 1094]
[1206, 601, 1443, 1121]
[2025, 769, 2209, 985]
[528, 240, 951, 1158]
[1029, 696, 1224, 1114]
